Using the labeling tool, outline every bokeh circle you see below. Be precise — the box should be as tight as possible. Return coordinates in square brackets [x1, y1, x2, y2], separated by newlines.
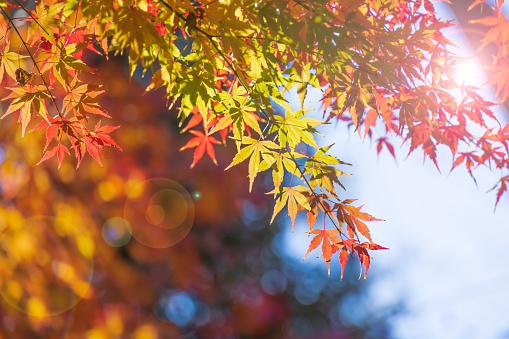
[124, 178, 195, 248]
[102, 217, 132, 247]
[0, 214, 94, 318]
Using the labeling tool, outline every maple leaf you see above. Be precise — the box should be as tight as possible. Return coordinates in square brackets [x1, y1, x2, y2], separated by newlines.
[303, 145, 351, 194]
[339, 247, 349, 281]
[261, 149, 305, 189]
[267, 185, 311, 231]
[451, 152, 483, 184]
[357, 248, 371, 280]
[181, 109, 204, 133]
[37, 143, 70, 168]
[337, 201, 383, 243]
[225, 137, 279, 191]
[217, 82, 249, 109]
[214, 104, 263, 150]
[27, 0, 64, 44]
[484, 58, 509, 102]
[269, 102, 323, 150]
[111, 5, 166, 74]
[30, 116, 68, 151]
[180, 130, 221, 168]
[469, 12, 509, 52]
[72, 138, 87, 169]
[363, 109, 378, 140]
[214, 84, 264, 150]
[339, 241, 388, 280]
[284, 62, 321, 108]
[1, 85, 50, 137]
[367, 243, 389, 251]
[303, 194, 338, 231]
[307, 201, 319, 231]
[467, 0, 486, 11]
[0, 47, 22, 83]
[90, 121, 122, 150]
[489, 176, 509, 211]
[62, 83, 88, 115]
[376, 137, 396, 159]
[304, 229, 343, 276]
[405, 123, 440, 170]
[84, 135, 103, 166]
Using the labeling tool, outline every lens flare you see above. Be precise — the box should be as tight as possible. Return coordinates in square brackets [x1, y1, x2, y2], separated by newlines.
[124, 178, 195, 248]
[452, 57, 484, 86]
[102, 217, 132, 247]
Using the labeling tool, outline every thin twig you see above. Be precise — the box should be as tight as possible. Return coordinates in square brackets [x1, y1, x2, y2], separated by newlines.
[0, 6, 65, 120]
[286, 146, 344, 237]
[12, 0, 50, 36]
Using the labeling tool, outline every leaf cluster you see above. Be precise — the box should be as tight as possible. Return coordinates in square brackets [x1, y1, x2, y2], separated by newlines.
[1, 0, 509, 278]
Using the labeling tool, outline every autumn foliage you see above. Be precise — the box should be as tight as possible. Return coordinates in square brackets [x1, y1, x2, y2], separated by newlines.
[1, 0, 509, 300]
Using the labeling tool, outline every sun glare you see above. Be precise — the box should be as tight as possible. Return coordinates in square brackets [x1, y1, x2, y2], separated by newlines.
[452, 57, 486, 87]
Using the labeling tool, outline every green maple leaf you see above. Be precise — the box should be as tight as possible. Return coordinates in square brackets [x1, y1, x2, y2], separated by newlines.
[304, 145, 351, 193]
[0, 46, 28, 83]
[269, 102, 323, 149]
[27, 1, 65, 43]
[225, 136, 279, 191]
[259, 149, 304, 189]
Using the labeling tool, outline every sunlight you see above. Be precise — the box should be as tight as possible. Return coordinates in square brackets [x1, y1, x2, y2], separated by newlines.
[452, 57, 486, 87]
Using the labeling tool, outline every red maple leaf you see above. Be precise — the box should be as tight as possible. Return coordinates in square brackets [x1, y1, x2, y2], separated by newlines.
[451, 151, 483, 184]
[376, 137, 396, 159]
[336, 240, 388, 280]
[337, 200, 383, 242]
[90, 120, 122, 150]
[180, 130, 221, 168]
[37, 143, 70, 168]
[489, 175, 509, 211]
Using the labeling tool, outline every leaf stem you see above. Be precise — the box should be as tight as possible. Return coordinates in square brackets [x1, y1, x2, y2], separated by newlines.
[286, 146, 344, 236]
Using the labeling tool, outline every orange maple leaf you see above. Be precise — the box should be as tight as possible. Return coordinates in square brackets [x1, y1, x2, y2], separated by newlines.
[470, 11, 509, 51]
[337, 201, 383, 242]
[304, 229, 342, 276]
[339, 247, 349, 280]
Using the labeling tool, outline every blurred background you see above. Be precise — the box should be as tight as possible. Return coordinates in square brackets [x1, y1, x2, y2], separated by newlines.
[0, 1, 509, 339]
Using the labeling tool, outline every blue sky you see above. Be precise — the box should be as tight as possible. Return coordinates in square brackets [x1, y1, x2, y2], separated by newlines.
[280, 2, 509, 338]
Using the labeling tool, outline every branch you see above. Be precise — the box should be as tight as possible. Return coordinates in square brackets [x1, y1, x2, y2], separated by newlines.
[157, 0, 270, 122]
[286, 146, 345, 237]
